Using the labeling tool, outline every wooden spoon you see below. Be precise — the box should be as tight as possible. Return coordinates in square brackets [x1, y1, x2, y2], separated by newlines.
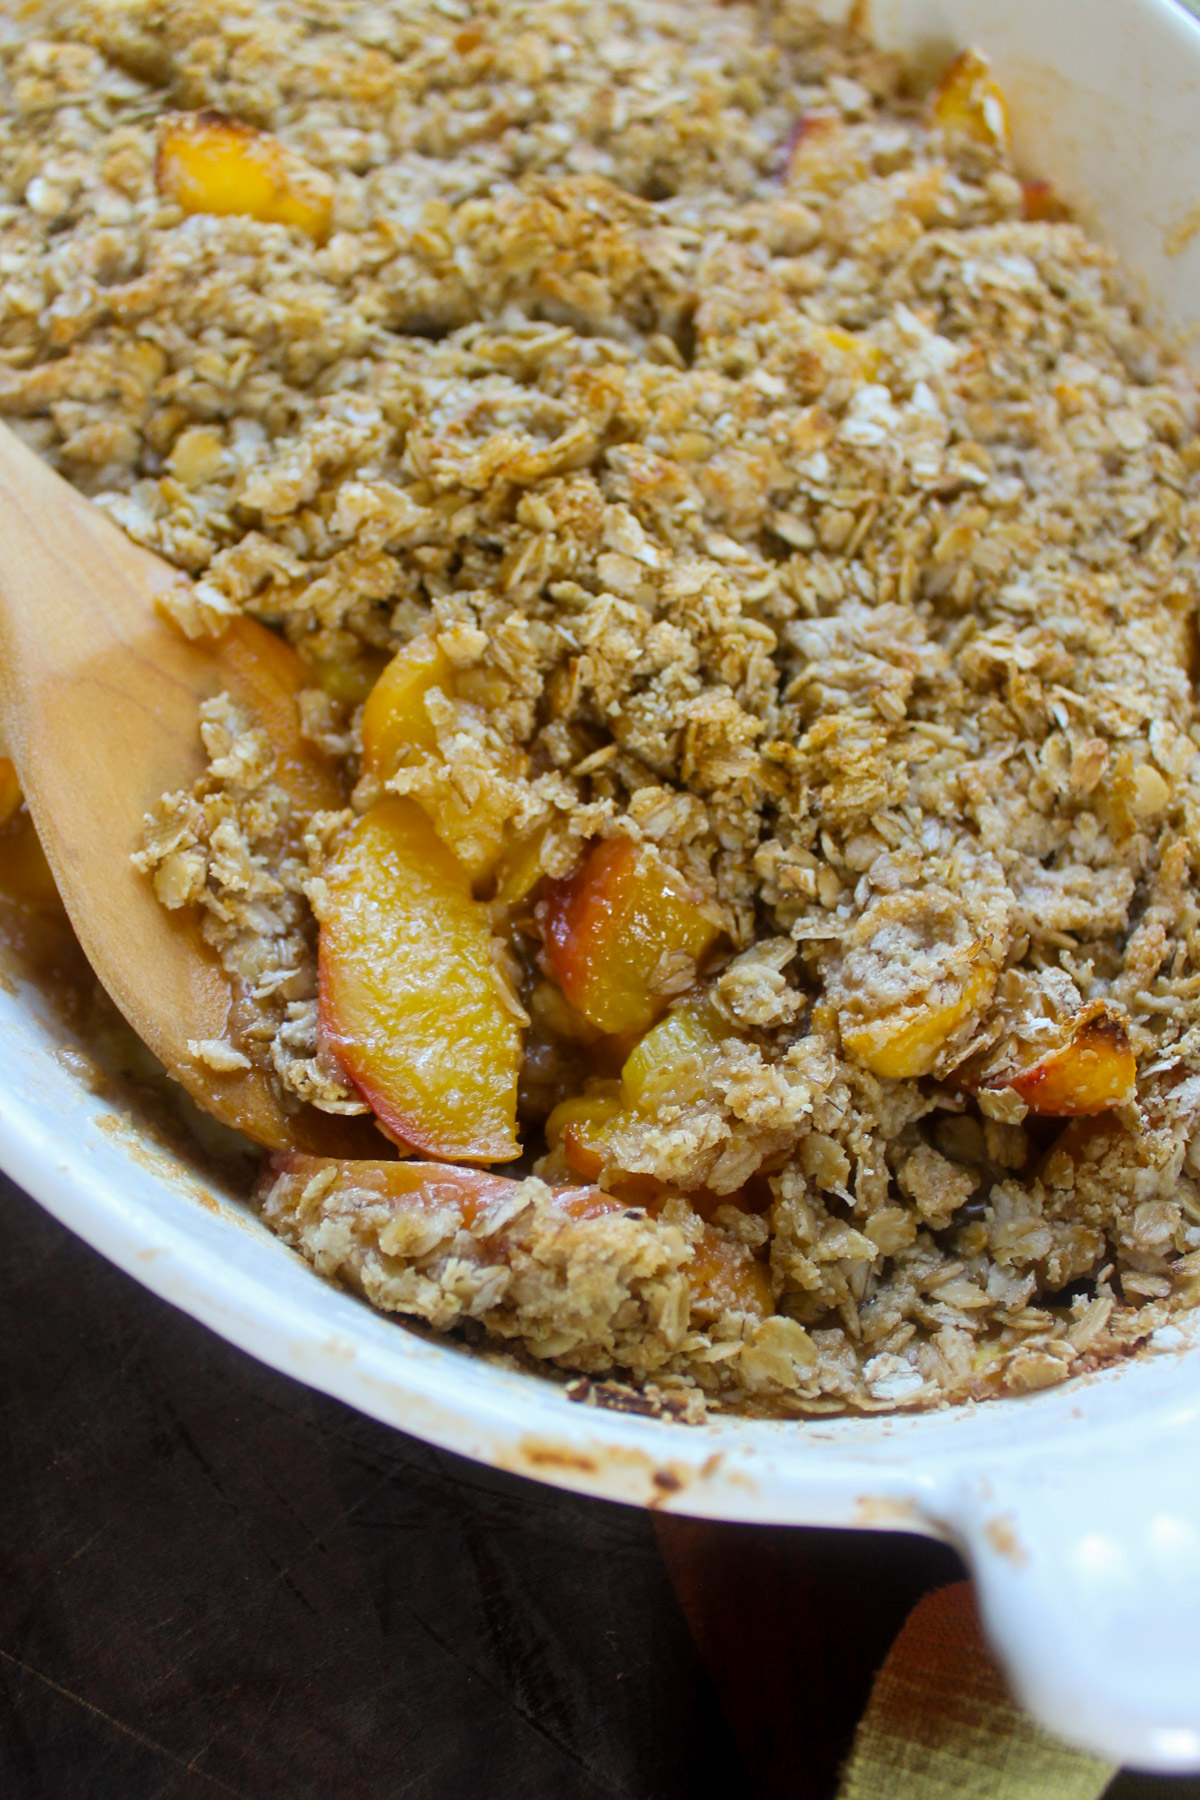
[0, 421, 381, 1156]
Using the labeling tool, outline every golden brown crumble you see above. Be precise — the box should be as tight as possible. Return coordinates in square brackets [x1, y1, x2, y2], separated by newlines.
[7, 0, 1200, 1412]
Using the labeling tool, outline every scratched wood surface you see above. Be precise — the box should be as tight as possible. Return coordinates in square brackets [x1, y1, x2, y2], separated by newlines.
[0, 1170, 1195, 1800]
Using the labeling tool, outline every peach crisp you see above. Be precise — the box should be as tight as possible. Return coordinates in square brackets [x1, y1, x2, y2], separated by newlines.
[8, 0, 1200, 1417]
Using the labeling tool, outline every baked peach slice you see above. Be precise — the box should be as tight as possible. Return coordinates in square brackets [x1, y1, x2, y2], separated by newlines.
[999, 1003, 1137, 1116]
[841, 965, 996, 1081]
[931, 48, 1010, 153]
[621, 996, 723, 1107]
[261, 1152, 621, 1225]
[541, 839, 722, 1036]
[319, 797, 522, 1162]
[360, 634, 519, 882]
[157, 112, 333, 240]
[360, 634, 451, 781]
[261, 1154, 773, 1319]
[546, 1000, 723, 1181]
[544, 1088, 625, 1182]
[687, 1228, 773, 1323]
[488, 823, 549, 911]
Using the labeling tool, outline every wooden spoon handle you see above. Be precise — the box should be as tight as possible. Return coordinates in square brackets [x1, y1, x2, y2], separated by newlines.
[0, 423, 375, 1155]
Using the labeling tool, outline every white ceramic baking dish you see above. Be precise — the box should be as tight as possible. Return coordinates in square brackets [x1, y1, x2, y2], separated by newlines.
[4, 0, 1200, 1770]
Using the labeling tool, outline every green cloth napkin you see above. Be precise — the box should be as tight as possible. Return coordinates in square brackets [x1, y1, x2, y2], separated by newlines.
[836, 1582, 1116, 1800]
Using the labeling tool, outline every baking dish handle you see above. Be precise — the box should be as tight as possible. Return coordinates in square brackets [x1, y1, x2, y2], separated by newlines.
[939, 1411, 1200, 1772]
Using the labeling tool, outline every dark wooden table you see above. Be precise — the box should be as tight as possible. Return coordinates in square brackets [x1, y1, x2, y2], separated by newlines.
[0, 1171, 1194, 1800]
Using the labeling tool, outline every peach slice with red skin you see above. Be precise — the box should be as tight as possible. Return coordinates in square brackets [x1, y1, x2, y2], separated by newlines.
[545, 1089, 625, 1182]
[261, 1153, 622, 1225]
[541, 839, 722, 1036]
[999, 1003, 1137, 1116]
[546, 999, 723, 1181]
[157, 112, 333, 240]
[318, 797, 522, 1162]
[263, 1154, 773, 1318]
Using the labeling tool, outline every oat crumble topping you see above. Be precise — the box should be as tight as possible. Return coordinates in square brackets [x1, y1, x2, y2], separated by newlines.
[7, 0, 1200, 1414]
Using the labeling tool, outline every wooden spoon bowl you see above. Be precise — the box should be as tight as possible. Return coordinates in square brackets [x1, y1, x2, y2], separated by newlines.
[0, 421, 380, 1157]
